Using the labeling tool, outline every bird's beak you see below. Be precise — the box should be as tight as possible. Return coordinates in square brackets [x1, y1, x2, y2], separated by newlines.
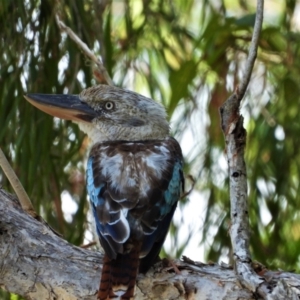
[24, 93, 98, 122]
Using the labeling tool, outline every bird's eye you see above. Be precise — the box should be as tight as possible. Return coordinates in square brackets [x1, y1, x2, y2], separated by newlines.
[104, 101, 114, 110]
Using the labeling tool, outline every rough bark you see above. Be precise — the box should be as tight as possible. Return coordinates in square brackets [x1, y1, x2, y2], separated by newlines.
[1, 189, 300, 299]
[219, 1, 273, 298]
[220, 94, 266, 294]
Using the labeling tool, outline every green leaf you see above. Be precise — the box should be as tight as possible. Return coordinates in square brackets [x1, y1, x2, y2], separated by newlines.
[168, 60, 198, 116]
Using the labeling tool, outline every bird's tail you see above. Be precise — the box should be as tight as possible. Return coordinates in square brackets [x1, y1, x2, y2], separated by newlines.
[98, 244, 141, 300]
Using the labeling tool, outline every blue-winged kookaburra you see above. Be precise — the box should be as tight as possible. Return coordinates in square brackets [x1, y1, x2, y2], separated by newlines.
[25, 85, 184, 300]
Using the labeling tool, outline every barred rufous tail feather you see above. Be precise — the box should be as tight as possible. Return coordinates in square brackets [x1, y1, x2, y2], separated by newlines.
[98, 242, 142, 300]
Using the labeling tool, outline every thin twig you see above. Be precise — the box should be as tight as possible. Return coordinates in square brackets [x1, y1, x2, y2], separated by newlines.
[80, 241, 97, 249]
[236, 0, 264, 101]
[180, 174, 195, 200]
[55, 14, 114, 87]
[0, 147, 37, 218]
[0, 149, 63, 236]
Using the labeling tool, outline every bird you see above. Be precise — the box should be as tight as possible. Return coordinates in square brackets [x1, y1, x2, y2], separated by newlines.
[24, 84, 184, 299]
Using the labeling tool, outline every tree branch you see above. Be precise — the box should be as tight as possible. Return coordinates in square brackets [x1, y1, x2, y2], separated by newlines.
[0, 189, 101, 299]
[237, 0, 264, 101]
[54, 15, 114, 87]
[0, 148, 36, 218]
[218, 1, 296, 299]
[3, 189, 299, 299]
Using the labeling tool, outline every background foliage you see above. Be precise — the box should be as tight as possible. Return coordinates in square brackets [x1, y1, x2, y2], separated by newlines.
[1, 0, 300, 298]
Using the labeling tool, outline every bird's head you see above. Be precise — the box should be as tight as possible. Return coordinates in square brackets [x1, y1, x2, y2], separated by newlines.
[25, 85, 170, 143]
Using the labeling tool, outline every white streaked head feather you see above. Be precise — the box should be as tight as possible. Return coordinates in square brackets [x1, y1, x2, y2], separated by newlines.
[77, 85, 170, 143]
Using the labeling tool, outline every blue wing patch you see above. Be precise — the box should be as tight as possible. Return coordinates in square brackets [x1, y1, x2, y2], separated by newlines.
[162, 161, 182, 214]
